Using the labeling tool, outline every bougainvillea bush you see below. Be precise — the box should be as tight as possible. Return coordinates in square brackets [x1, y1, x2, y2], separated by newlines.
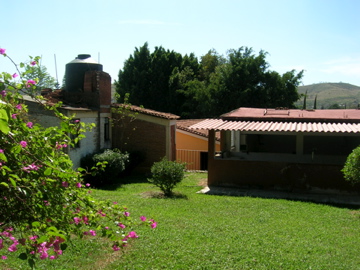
[0, 48, 156, 268]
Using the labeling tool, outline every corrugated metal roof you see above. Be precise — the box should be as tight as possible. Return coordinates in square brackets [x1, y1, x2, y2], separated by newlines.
[189, 119, 360, 133]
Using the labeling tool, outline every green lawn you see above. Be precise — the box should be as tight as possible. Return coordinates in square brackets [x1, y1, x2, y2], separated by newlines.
[3, 172, 360, 269]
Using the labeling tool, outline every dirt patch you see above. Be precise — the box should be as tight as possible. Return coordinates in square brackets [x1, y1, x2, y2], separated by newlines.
[140, 191, 188, 199]
[198, 178, 208, 187]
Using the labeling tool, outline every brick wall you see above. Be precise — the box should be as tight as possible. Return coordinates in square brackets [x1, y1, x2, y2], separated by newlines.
[112, 115, 167, 172]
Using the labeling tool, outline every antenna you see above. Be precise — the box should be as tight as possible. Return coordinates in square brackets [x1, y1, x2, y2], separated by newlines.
[98, 52, 100, 63]
[54, 54, 59, 87]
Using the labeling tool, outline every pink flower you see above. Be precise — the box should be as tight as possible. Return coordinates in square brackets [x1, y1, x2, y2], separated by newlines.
[39, 252, 48, 260]
[128, 231, 138, 238]
[104, 226, 109, 230]
[0, 48, 6, 55]
[118, 223, 126, 229]
[112, 245, 120, 251]
[22, 163, 40, 173]
[8, 244, 17, 252]
[76, 183, 82, 188]
[11, 114, 17, 119]
[74, 119, 80, 123]
[0, 149, 4, 153]
[49, 255, 56, 260]
[20, 141, 27, 147]
[124, 211, 130, 217]
[62, 181, 69, 188]
[151, 222, 157, 229]
[73, 217, 81, 225]
[140, 216, 146, 222]
[82, 216, 89, 224]
[89, 230, 96, 236]
[0, 90, 6, 97]
[26, 122, 33, 128]
[29, 235, 38, 241]
[27, 79, 36, 85]
[85, 183, 90, 187]
[15, 104, 22, 110]
[1, 255, 7, 260]
[31, 61, 37, 66]
[12, 73, 18, 78]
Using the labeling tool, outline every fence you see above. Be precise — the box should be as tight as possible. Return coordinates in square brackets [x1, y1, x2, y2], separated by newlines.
[176, 149, 208, 170]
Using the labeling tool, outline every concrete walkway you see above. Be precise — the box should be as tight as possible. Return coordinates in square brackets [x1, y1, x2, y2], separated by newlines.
[197, 186, 360, 207]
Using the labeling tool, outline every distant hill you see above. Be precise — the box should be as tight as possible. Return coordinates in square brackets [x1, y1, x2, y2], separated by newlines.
[295, 83, 360, 109]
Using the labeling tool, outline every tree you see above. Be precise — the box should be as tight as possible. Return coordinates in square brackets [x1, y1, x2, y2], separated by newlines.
[116, 44, 303, 118]
[23, 60, 58, 91]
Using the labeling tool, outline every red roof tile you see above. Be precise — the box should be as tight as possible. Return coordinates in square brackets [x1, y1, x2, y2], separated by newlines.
[112, 104, 180, 120]
[221, 107, 360, 123]
[189, 119, 360, 134]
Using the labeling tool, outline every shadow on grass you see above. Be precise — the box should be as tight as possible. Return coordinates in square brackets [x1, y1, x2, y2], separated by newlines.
[89, 172, 150, 191]
[140, 191, 188, 200]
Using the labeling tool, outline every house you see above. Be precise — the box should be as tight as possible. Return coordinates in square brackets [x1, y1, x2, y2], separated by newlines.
[26, 54, 112, 168]
[190, 107, 360, 196]
[176, 119, 220, 170]
[111, 104, 179, 172]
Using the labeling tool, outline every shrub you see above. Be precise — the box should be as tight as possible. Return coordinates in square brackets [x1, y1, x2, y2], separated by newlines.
[0, 49, 156, 266]
[342, 145, 360, 184]
[81, 148, 129, 186]
[148, 157, 186, 196]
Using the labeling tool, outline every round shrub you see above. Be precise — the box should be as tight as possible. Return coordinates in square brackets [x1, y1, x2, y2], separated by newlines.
[342, 145, 360, 184]
[148, 157, 186, 196]
[81, 148, 129, 186]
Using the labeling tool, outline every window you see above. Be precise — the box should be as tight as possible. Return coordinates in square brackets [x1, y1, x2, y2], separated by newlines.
[104, 117, 110, 141]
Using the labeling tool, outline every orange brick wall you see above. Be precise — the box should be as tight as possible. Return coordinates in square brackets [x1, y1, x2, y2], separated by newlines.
[111, 115, 169, 172]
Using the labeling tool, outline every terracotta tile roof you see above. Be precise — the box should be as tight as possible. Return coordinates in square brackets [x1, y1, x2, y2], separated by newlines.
[111, 103, 180, 120]
[177, 119, 220, 140]
[189, 119, 360, 134]
[177, 119, 210, 138]
[221, 107, 360, 123]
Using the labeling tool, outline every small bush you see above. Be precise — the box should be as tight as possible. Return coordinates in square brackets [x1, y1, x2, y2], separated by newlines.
[342, 146, 360, 184]
[81, 148, 129, 186]
[148, 157, 186, 196]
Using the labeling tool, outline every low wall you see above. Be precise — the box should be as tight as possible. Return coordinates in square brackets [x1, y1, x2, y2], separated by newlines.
[208, 158, 360, 194]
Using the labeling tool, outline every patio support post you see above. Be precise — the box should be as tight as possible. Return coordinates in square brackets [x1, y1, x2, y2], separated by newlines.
[296, 133, 304, 155]
[208, 129, 216, 159]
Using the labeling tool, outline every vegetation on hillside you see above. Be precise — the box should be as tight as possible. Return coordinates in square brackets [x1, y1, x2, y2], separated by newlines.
[296, 82, 360, 109]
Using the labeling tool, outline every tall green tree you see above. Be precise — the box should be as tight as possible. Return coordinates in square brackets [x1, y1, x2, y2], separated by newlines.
[116, 44, 303, 118]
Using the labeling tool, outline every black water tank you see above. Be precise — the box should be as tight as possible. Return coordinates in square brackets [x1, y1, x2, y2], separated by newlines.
[65, 54, 103, 92]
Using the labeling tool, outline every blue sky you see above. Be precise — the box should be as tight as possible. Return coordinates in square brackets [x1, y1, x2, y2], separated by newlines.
[1, 0, 360, 86]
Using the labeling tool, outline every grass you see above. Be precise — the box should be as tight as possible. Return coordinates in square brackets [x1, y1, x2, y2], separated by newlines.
[3, 172, 360, 269]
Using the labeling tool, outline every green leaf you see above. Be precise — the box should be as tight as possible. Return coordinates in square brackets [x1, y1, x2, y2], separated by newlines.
[0, 119, 9, 134]
[9, 178, 16, 187]
[0, 152, 8, 162]
[0, 182, 9, 188]
[32, 221, 41, 228]
[18, 253, 28, 260]
[0, 108, 8, 121]
[28, 258, 35, 269]
[44, 167, 52, 176]
[46, 226, 58, 232]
